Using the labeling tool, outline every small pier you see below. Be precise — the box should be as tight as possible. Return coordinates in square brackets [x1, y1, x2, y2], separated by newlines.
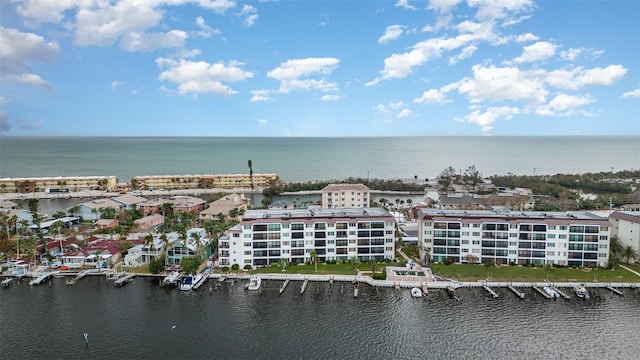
[507, 284, 525, 299]
[29, 272, 54, 286]
[300, 278, 309, 295]
[218, 276, 226, 283]
[354, 281, 359, 298]
[114, 273, 135, 287]
[421, 283, 429, 297]
[328, 277, 334, 293]
[606, 286, 624, 296]
[533, 286, 552, 299]
[483, 285, 499, 298]
[66, 270, 89, 285]
[447, 285, 462, 301]
[553, 287, 570, 300]
[192, 275, 208, 290]
[394, 283, 401, 299]
[280, 279, 290, 295]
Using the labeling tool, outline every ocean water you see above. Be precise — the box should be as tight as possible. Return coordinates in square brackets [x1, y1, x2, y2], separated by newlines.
[1, 136, 638, 182]
[0, 277, 639, 360]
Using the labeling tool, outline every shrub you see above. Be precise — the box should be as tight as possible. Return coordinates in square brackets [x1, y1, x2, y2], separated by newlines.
[231, 263, 240, 271]
[244, 264, 253, 270]
[443, 257, 453, 266]
[221, 266, 229, 272]
[148, 257, 165, 274]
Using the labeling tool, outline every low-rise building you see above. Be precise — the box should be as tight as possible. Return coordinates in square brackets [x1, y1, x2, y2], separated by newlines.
[166, 228, 212, 266]
[199, 193, 248, 221]
[132, 173, 278, 190]
[95, 219, 119, 230]
[0, 176, 117, 193]
[417, 209, 611, 267]
[322, 184, 371, 208]
[73, 199, 121, 221]
[218, 207, 396, 269]
[134, 214, 164, 233]
[138, 196, 205, 216]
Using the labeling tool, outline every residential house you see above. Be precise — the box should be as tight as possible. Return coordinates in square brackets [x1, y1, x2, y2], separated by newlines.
[609, 211, 640, 257]
[111, 194, 147, 211]
[166, 228, 212, 266]
[134, 214, 164, 233]
[96, 219, 119, 230]
[0, 200, 18, 213]
[73, 199, 121, 221]
[199, 193, 248, 221]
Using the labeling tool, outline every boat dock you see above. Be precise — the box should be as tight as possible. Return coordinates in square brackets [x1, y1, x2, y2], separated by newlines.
[553, 287, 571, 300]
[192, 275, 208, 290]
[114, 273, 135, 287]
[354, 281, 359, 298]
[279, 279, 290, 295]
[483, 285, 499, 298]
[300, 278, 309, 295]
[507, 284, 525, 299]
[533, 286, 552, 299]
[2, 277, 14, 288]
[29, 272, 55, 286]
[606, 285, 624, 296]
[66, 270, 90, 285]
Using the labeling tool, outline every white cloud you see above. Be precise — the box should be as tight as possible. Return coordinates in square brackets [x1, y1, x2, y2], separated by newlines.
[257, 118, 269, 126]
[119, 30, 188, 52]
[250, 89, 273, 102]
[428, 0, 463, 13]
[514, 33, 538, 42]
[397, 109, 412, 118]
[395, 0, 417, 11]
[267, 57, 341, 94]
[239, 4, 258, 27]
[468, 0, 535, 22]
[621, 89, 640, 99]
[0, 27, 59, 88]
[379, 25, 405, 44]
[321, 94, 341, 101]
[457, 106, 520, 132]
[575, 65, 627, 87]
[449, 45, 477, 65]
[195, 16, 220, 38]
[374, 104, 389, 113]
[111, 81, 124, 90]
[389, 101, 405, 110]
[513, 41, 556, 63]
[156, 58, 254, 96]
[414, 89, 447, 104]
[560, 48, 582, 61]
[457, 64, 548, 105]
[535, 93, 594, 116]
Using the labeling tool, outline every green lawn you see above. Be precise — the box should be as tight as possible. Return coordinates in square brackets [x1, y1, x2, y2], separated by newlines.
[233, 262, 404, 276]
[622, 263, 640, 274]
[430, 264, 640, 282]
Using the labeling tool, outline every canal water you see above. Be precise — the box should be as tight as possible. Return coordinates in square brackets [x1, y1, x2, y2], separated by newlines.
[1, 276, 638, 359]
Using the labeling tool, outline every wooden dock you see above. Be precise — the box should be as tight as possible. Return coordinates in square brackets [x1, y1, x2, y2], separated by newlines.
[421, 283, 429, 297]
[300, 278, 308, 295]
[280, 279, 290, 295]
[66, 270, 89, 285]
[533, 286, 552, 299]
[353, 281, 359, 298]
[606, 286, 624, 296]
[29, 272, 54, 286]
[553, 287, 570, 300]
[507, 284, 525, 299]
[114, 273, 135, 287]
[483, 285, 498, 298]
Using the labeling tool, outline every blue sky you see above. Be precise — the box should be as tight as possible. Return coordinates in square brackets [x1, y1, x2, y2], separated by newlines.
[1, 0, 638, 137]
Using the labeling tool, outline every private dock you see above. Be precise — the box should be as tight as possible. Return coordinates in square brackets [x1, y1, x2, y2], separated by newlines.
[354, 281, 359, 298]
[280, 279, 290, 295]
[553, 287, 571, 300]
[533, 286, 552, 299]
[421, 283, 429, 297]
[606, 285, 624, 296]
[29, 272, 54, 286]
[66, 270, 90, 285]
[192, 275, 208, 290]
[114, 273, 135, 287]
[483, 285, 499, 298]
[507, 284, 525, 299]
[300, 278, 309, 295]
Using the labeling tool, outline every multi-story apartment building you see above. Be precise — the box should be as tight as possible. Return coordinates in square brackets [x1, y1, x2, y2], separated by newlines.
[132, 173, 278, 190]
[0, 176, 117, 193]
[609, 211, 640, 256]
[219, 207, 396, 268]
[418, 209, 611, 267]
[321, 184, 371, 208]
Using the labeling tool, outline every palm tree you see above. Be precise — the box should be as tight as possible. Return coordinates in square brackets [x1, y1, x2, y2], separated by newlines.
[620, 245, 638, 264]
[247, 159, 254, 191]
[310, 249, 318, 272]
[609, 235, 623, 257]
[190, 231, 204, 260]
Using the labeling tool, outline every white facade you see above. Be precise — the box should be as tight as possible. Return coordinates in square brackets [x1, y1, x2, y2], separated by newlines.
[219, 208, 396, 269]
[609, 211, 640, 255]
[418, 209, 611, 267]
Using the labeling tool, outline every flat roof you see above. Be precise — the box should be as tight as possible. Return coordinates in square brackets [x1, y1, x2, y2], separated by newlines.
[418, 208, 607, 221]
[243, 207, 392, 221]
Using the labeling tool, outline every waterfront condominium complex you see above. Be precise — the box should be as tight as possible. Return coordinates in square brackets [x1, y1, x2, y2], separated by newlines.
[218, 207, 396, 268]
[418, 209, 611, 267]
[321, 184, 371, 209]
[0, 176, 117, 193]
[132, 173, 278, 190]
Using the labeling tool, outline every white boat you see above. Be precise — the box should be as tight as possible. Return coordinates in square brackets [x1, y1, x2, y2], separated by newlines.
[162, 271, 181, 286]
[411, 287, 424, 298]
[246, 275, 261, 291]
[543, 286, 559, 299]
[574, 284, 590, 299]
[1, 278, 13, 288]
[180, 275, 195, 291]
[192, 274, 207, 290]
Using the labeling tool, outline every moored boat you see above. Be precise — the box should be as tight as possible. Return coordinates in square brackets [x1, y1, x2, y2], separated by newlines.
[543, 286, 560, 299]
[246, 275, 261, 291]
[180, 275, 195, 291]
[1, 277, 13, 288]
[574, 284, 590, 299]
[411, 287, 424, 298]
[162, 271, 181, 286]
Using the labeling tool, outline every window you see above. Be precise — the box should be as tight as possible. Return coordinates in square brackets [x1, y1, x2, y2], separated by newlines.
[424, 222, 432, 227]
[473, 224, 480, 228]
[472, 232, 480, 237]
[547, 234, 555, 239]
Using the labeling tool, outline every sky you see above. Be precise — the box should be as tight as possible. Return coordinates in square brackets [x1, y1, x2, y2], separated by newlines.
[0, 0, 639, 137]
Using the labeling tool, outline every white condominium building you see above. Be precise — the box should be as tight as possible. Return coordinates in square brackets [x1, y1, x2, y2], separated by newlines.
[321, 184, 371, 208]
[418, 209, 611, 267]
[219, 207, 396, 268]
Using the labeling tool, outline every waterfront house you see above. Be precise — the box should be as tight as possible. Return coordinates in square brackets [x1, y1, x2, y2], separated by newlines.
[138, 198, 173, 216]
[609, 211, 640, 257]
[0, 200, 18, 212]
[3, 209, 34, 227]
[417, 209, 611, 267]
[322, 184, 371, 209]
[218, 207, 396, 269]
[171, 196, 206, 214]
[96, 219, 119, 230]
[199, 193, 248, 221]
[28, 217, 80, 234]
[166, 228, 212, 265]
[60, 240, 121, 269]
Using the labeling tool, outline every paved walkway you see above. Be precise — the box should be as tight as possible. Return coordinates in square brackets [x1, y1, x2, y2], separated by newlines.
[620, 264, 640, 277]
